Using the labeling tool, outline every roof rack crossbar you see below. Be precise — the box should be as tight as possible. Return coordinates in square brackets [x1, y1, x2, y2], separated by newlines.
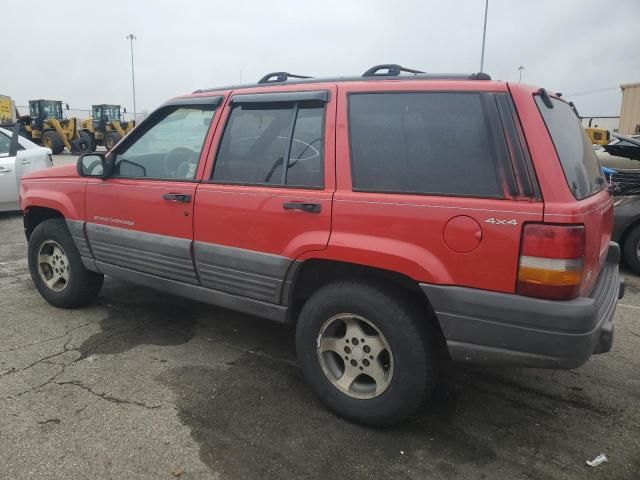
[258, 72, 312, 84]
[362, 64, 425, 77]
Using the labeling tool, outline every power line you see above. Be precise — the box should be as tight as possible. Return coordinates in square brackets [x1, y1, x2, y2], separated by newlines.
[565, 87, 620, 97]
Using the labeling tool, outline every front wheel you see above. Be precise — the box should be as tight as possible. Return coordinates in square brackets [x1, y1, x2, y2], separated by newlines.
[296, 281, 438, 426]
[28, 218, 104, 308]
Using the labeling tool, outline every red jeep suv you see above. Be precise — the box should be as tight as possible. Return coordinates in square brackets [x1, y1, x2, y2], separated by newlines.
[20, 65, 624, 425]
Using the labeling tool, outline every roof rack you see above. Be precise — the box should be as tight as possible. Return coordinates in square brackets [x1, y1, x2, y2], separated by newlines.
[258, 72, 312, 84]
[362, 64, 425, 77]
[193, 67, 492, 93]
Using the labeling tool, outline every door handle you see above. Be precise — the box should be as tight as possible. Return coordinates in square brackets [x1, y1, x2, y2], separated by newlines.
[282, 202, 321, 213]
[0, 166, 11, 173]
[162, 193, 192, 203]
[20, 160, 31, 165]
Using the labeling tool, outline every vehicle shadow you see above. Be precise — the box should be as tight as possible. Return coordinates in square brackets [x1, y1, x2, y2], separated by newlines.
[86, 278, 634, 479]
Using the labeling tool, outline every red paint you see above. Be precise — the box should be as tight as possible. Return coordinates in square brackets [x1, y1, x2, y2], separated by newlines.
[19, 78, 612, 297]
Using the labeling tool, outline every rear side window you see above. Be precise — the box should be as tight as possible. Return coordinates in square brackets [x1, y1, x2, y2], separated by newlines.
[213, 101, 324, 188]
[535, 96, 605, 200]
[348, 92, 502, 197]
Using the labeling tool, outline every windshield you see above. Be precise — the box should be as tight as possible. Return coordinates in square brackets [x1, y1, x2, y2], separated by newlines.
[535, 96, 605, 200]
[33, 102, 63, 119]
[104, 106, 121, 121]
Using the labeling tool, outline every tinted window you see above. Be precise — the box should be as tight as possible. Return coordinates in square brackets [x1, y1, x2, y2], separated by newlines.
[535, 97, 605, 200]
[113, 105, 215, 180]
[213, 101, 324, 188]
[0, 132, 10, 155]
[348, 93, 501, 197]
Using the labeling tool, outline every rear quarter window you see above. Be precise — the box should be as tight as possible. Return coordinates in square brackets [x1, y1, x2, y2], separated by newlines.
[535, 96, 605, 200]
[348, 92, 504, 198]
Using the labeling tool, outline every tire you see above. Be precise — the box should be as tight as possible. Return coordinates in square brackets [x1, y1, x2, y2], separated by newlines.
[79, 131, 96, 152]
[104, 131, 121, 151]
[623, 225, 640, 275]
[296, 281, 438, 426]
[28, 218, 104, 308]
[41, 130, 64, 154]
[71, 134, 91, 154]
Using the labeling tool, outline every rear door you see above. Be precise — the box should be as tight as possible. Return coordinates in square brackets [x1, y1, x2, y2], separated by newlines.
[332, 82, 543, 293]
[84, 96, 222, 283]
[194, 86, 337, 303]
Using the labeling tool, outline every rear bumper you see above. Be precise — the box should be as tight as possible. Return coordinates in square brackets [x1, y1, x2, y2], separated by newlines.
[421, 242, 624, 369]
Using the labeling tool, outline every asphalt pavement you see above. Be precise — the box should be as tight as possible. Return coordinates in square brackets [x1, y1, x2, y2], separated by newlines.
[0, 153, 638, 479]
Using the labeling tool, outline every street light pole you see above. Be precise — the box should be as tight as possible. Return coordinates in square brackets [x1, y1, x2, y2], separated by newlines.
[518, 65, 525, 83]
[126, 33, 137, 121]
[480, 0, 489, 72]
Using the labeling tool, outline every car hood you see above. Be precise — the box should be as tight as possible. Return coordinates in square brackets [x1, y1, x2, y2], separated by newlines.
[604, 134, 640, 161]
[22, 163, 77, 180]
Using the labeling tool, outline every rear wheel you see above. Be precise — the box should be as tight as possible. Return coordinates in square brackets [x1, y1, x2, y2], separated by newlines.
[104, 131, 121, 151]
[296, 281, 438, 426]
[28, 218, 103, 308]
[41, 130, 64, 154]
[623, 225, 640, 275]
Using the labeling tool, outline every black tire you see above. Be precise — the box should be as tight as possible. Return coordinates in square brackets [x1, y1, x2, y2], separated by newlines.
[296, 281, 438, 426]
[41, 130, 64, 154]
[104, 131, 121, 151]
[28, 218, 104, 308]
[623, 225, 640, 275]
[79, 131, 96, 152]
[71, 134, 91, 154]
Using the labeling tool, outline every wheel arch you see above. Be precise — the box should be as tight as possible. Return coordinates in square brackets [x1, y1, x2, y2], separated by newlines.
[23, 206, 65, 240]
[286, 259, 444, 337]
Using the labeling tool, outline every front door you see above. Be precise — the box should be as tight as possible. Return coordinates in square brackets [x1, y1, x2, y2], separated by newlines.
[84, 96, 222, 283]
[194, 87, 337, 303]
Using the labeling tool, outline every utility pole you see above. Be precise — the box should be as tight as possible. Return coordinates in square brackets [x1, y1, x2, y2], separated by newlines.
[480, 0, 489, 72]
[518, 65, 525, 83]
[126, 33, 137, 121]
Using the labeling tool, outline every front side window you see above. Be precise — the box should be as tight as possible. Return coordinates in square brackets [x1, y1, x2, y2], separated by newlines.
[348, 92, 502, 197]
[213, 101, 324, 188]
[112, 105, 215, 180]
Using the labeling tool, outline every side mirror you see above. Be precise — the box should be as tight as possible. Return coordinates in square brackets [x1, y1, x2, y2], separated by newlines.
[123, 107, 127, 114]
[65, 103, 70, 111]
[77, 152, 111, 178]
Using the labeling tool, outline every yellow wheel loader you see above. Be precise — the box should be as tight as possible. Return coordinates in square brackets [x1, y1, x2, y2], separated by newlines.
[79, 104, 135, 151]
[19, 100, 91, 154]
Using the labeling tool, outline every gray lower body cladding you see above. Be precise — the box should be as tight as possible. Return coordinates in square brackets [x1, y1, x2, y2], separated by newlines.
[66, 219, 92, 258]
[84, 223, 198, 284]
[70, 222, 296, 319]
[421, 242, 623, 369]
[193, 241, 292, 303]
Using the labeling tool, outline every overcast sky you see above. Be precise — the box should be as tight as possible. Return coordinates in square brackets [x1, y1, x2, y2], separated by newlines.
[3, 0, 639, 118]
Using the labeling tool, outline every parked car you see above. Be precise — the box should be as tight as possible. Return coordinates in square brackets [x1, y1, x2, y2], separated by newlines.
[0, 126, 52, 212]
[597, 133, 640, 171]
[613, 194, 640, 274]
[19, 65, 624, 426]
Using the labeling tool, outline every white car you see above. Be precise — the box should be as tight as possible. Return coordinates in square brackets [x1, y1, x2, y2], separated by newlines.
[0, 127, 53, 211]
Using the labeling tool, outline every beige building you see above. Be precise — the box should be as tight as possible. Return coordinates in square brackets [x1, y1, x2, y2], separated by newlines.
[619, 82, 640, 134]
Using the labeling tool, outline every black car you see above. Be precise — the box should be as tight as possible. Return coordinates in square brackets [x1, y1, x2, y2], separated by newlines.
[607, 134, 640, 274]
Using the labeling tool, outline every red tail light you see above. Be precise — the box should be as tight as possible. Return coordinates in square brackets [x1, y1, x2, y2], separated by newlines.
[517, 224, 585, 300]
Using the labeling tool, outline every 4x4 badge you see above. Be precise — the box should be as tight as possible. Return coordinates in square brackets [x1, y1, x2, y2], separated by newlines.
[484, 218, 518, 226]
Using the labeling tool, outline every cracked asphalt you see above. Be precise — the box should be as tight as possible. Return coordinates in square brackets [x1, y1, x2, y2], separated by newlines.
[1, 175, 639, 478]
